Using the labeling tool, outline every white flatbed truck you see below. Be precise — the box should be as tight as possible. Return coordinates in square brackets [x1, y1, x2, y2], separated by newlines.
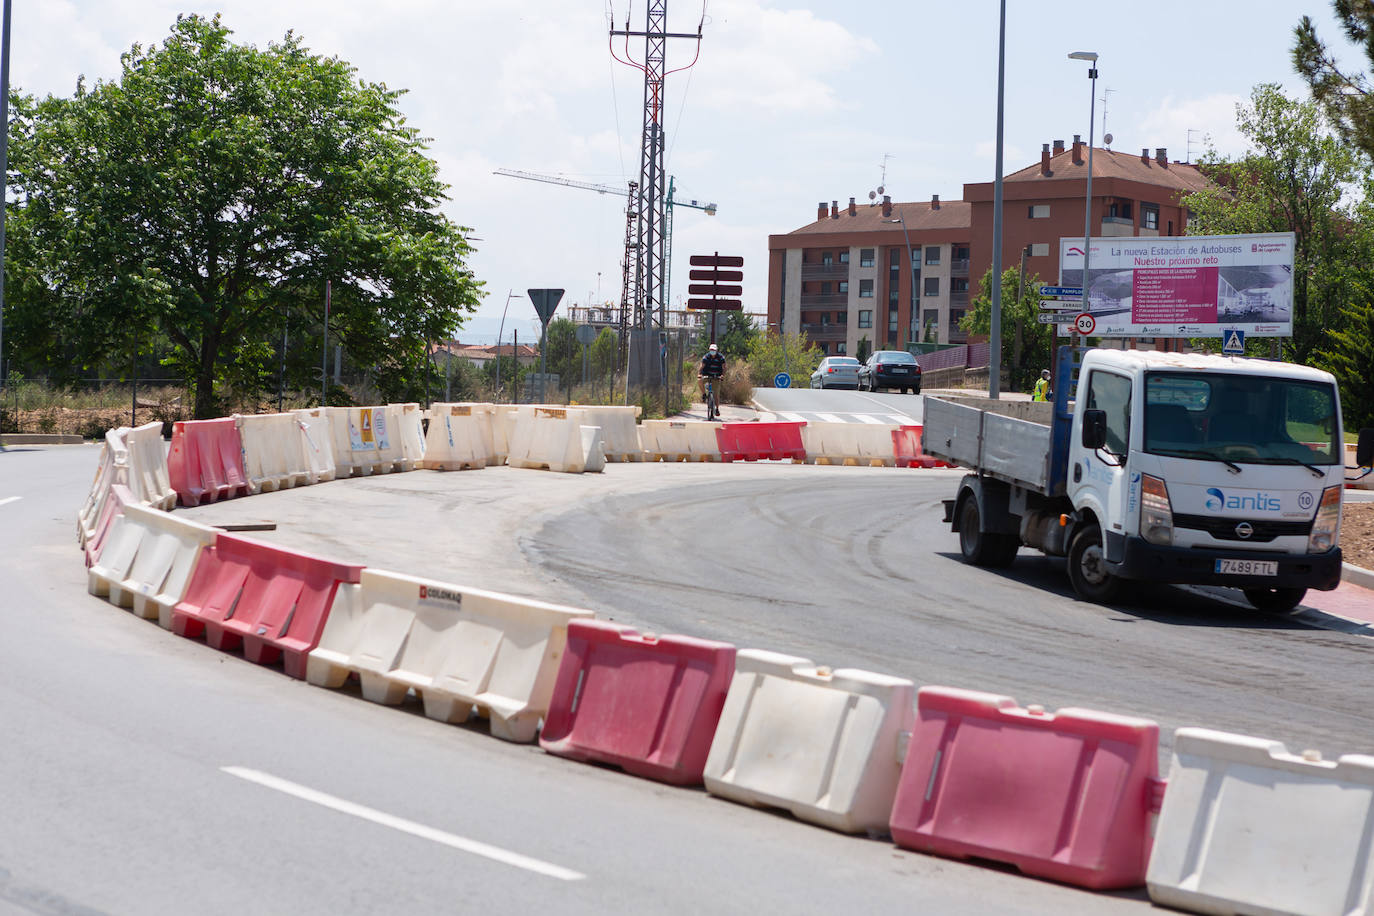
[922, 347, 1373, 610]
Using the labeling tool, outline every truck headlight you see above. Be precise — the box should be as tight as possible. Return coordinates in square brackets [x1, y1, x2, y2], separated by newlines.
[1308, 486, 1342, 553]
[1140, 474, 1173, 546]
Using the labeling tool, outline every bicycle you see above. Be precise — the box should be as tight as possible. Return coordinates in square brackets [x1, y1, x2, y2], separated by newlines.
[702, 376, 719, 421]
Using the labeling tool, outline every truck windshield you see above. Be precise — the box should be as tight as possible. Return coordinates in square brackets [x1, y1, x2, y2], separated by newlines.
[1143, 372, 1341, 466]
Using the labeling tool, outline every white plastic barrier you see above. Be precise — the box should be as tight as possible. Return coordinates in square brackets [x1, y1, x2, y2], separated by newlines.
[1147, 727, 1374, 916]
[419, 403, 495, 470]
[506, 407, 606, 473]
[574, 406, 642, 461]
[292, 408, 337, 483]
[703, 649, 915, 834]
[326, 406, 401, 476]
[237, 413, 312, 493]
[803, 421, 898, 466]
[393, 403, 426, 470]
[639, 419, 722, 461]
[79, 428, 131, 546]
[87, 503, 219, 625]
[305, 568, 594, 742]
[125, 421, 177, 510]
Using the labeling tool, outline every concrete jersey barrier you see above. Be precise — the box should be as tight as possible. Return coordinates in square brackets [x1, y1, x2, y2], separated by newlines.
[87, 503, 219, 624]
[703, 649, 915, 834]
[1147, 726, 1374, 916]
[305, 568, 594, 742]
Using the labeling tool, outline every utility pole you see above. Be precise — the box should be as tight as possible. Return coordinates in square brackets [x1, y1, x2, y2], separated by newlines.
[611, 1, 703, 388]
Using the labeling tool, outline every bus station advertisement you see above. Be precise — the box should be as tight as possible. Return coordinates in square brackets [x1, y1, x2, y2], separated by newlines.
[1057, 232, 1295, 338]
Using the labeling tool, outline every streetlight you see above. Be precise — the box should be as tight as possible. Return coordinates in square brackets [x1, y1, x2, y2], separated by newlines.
[494, 289, 522, 400]
[884, 216, 918, 346]
[989, 0, 1007, 399]
[1068, 50, 1099, 339]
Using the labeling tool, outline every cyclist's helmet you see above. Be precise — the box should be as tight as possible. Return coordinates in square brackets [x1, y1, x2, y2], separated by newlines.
[1041, 369, 1051, 380]
[708, 343, 718, 351]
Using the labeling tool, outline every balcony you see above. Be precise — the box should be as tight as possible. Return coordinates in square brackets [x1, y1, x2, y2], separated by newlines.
[950, 258, 970, 277]
[949, 291, 970, 307]
[800, 293, 850, 308]
[802, 323, 847, 341]
[801, 263, 850, 281]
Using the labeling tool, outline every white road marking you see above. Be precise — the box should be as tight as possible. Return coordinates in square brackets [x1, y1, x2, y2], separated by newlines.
[221, 766, 586, 881]
[887, 414, 916, 425]
[854, 414, 886, 425]
[815, 412, 842, 423]
[0, 497, 21, 508]
[778, 411, 807, 422]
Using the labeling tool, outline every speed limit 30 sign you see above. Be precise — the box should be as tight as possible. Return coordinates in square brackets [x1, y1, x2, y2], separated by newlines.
[1074, 312, 1096, 335]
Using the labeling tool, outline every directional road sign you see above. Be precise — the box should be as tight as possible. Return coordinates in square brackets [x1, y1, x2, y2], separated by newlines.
[1039, 285, 1084, 298]
[688, 283, 743, 297]
[1074, 312, 1097, 335]
[689, 268, 743, 282]
[527, 288, 564, 325]
[690, 254, 744, 268]
[1036, 312, 1075, 324]
[1222, 329, 1245, 355]
[1039, 300, 1081, 311]
[687, 298, 742, 310]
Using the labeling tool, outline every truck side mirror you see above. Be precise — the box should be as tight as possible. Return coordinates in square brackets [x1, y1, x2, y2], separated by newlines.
[1081, 409, 1107, 451]
[1357, 428, 1374, 467]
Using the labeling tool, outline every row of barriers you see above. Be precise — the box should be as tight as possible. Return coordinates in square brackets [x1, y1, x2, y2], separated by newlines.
[74, 417, 1374, 913]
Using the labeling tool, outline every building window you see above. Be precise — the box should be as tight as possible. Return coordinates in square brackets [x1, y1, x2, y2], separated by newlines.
[858, 310, 873, 328]
[860, 248, 875, 268]
[950, 308, 966, 329]
[859, 279, 874, 298]
[820, 313, 830, 325]
[924, 277, 940, 297]
[924, 246, 941, 265]
[1142, 204, 1159, 230]
[837, 342, 846, 355]
[838, 311, 848, 325]
[838, 281, 848, 293]
[888, 313, 899, 334]
[821, 281, 831, 295]
[889, 248, 900, 265]
[1108, 200, 1132, 220]
[1030, 242, 1050, 257]
[822, 252, 833, 267]
[839, 251, 850, 264]
[951, 277, 969, 294]
[1029, 204, 1050, 219]
[922, 309, 940, 342]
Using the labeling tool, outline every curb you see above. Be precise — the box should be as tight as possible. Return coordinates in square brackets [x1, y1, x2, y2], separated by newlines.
[1, 433, 87, 446]
[1343, 562, 1374, 591]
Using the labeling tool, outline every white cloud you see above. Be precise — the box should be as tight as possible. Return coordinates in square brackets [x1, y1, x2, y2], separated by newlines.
[1139, 94, 1251, 161]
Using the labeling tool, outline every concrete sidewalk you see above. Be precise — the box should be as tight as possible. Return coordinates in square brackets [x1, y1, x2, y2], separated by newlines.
[1301, 563, 1374, 625]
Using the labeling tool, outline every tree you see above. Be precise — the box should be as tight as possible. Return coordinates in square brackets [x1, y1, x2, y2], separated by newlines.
[744, 329, 822, 386]
[590, 328, 618, 382]
[855, 336, 871, 364]
[694, 311, 759, 360]
[962, 266, 1051, 393]
[1181, 83, 1361, 366]
[541, 317, 579, 391]
[1294, 3, 1374, 160]
[6, 15, 481, 416]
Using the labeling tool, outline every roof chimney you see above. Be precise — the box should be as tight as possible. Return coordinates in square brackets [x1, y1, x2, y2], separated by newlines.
[1053, 139, 1065, 154]
[1072, 134, 1083, 165]
[1041, 143, 1051, 176]
[1155, 148, 1168, 168]
[831, 200, 839, 219]
[1141, 148, 1150, 165]
[818, 201, 828, 221]
[881, 195, 892, 218]
[930, 194, 940, 210]
[848, 196, 857, 216]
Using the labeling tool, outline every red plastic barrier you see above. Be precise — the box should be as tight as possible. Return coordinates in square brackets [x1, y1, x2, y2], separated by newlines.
[890, 686, 1165, 890]
[84, 484, 135, 569]
[540, 619, 736, 785]
[892, 424, 951, 468]
[171, 533, 363, 679]
[716, 421, 806, 462]
[168, 418, 249, 507]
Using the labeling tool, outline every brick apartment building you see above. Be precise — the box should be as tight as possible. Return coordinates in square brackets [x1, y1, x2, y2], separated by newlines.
[767, 137, 1216, 355]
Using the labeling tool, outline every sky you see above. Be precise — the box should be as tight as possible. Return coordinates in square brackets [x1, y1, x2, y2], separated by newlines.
[14, 1, 1356, 343]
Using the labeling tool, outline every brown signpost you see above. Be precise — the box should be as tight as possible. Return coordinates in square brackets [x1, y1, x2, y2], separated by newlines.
[687, 253, 744, 343]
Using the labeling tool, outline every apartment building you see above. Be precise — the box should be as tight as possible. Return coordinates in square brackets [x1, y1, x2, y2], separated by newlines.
[766, 195, 972, 356]
[767, 138, 1217, 353]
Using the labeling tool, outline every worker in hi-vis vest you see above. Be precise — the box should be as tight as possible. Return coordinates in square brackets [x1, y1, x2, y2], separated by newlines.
[1032, 369, 1051, 402]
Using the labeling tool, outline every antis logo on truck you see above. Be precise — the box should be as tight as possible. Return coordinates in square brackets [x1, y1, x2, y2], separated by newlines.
[1205, 487, 1282, 512]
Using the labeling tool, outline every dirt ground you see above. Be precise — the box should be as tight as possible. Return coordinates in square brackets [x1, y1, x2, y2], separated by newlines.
[1345, 502, 1374, 571]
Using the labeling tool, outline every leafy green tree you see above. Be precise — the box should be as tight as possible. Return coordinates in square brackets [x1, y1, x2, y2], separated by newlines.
[962, 266, 1051, 393]
[541, 317, 580, 392]
[694, 311, 758, 360]
[855, 336, 871, 364]
[6, 14, 481, 417]
[744, 329, 822, 386]
[1294, 3, 1374, 160]
[1181, 84, 1360, 366]
[590, 328, 618, 382]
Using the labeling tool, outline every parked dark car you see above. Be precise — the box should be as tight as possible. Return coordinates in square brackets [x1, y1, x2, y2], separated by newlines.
[859, 350, 922, 393]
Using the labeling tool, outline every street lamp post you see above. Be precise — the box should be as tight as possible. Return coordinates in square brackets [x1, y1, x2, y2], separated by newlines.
[884, 216, 917, 346]
[494, 289, 521, 400]
[1069, 50, 1099, 348]
[989, 0, 1007, 399]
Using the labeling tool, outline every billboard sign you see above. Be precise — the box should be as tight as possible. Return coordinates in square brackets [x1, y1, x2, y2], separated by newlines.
[1057, 232, 1295, 338]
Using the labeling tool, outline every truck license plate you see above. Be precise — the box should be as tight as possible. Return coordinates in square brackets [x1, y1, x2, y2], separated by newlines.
[1215, 559, 1278, 576]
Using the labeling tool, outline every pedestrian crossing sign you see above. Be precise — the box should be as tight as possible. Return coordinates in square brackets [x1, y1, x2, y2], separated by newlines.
[1222, 329, 1245, 355]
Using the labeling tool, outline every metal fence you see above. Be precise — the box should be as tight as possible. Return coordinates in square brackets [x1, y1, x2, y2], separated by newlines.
[914, 342, 990, 372]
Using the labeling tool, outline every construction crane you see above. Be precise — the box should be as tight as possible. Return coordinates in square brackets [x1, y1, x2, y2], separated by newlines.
[492, 168, 716, 352]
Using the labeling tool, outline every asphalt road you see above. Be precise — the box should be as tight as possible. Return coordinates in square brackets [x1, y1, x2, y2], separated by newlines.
[5, 442, 1373, 915]
[752, 387, 924, 424]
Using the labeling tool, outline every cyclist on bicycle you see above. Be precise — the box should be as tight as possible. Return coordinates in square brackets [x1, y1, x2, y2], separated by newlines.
[698, 342, 726, 407]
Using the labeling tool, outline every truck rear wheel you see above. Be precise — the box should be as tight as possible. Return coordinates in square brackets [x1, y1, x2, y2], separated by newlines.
[958, 498, 1019, 568]
[1243, 587, 1306, 613]
[1067, 523, 1121, 603]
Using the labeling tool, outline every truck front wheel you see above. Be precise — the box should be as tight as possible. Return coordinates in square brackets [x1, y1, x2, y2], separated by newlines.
[1067, 523, 1121, 603]
[1243, 587, 1307, 613]
[958, 498, 1019, 568]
